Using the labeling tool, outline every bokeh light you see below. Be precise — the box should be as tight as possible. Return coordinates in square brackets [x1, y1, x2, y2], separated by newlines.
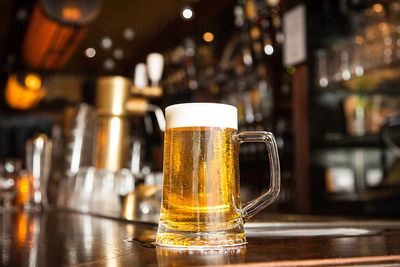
[203, 32, 214, 42]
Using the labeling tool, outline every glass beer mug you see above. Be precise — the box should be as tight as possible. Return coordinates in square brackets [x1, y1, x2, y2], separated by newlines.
[156, 103, 280, 248]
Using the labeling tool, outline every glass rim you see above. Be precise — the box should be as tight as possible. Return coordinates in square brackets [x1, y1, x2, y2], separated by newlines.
[165, 102, 237, 112]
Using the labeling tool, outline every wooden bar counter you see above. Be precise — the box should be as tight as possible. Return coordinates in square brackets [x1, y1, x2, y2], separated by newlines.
[2, 209, 400, 266]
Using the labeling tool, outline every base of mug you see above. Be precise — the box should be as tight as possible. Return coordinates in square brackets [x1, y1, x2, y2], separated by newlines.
[155, 242, 247, 250]
[156, 221, 246, 248]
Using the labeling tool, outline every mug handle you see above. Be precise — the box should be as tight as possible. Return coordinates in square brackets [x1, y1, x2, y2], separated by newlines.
[237, 131, 281, 221]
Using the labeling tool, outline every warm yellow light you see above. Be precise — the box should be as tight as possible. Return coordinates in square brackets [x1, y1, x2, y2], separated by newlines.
[62, 6, 82, 20]
[203, 32, 214, 42]
[5, 74, 46, 110]
[372, 3, 384, 13]
[16, 174, 30, 205]
[25, 73, 42, 90]
[354, 35, 364, 45]
[379, 22, 389, 33]
[250, 27, 261, 39]
[16, 213, 28, 246]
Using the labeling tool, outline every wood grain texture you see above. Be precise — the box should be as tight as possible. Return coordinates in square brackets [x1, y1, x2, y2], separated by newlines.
[2, 210, 400, 266]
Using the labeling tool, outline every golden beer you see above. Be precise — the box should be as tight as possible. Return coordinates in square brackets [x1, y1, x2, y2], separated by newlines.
[156, 103, 280, 248]
[157, 126, 245, 247]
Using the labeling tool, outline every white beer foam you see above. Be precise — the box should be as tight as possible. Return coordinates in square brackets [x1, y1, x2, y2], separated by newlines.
[165, 103, 238, 129]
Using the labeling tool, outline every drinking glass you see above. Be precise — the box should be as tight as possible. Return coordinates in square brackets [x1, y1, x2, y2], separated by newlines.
[156, 103, 280, 248]
[63, 167, 135, 217]
[26, 134, 52, 209]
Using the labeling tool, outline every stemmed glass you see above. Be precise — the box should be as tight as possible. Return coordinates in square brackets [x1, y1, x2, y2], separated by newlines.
[0, 159, 22, 210]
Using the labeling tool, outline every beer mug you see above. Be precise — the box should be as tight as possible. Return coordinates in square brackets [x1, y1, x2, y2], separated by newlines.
[156, 103, 280, 248]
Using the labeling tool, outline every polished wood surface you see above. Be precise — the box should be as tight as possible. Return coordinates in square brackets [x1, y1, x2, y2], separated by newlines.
[2, 209, 400, 266]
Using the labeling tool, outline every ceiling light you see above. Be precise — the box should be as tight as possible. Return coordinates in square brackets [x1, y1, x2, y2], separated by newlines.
[25, 73, 42, 90]
[319, 77, 328, 87]
[103, 58, 115, 70]
[100, 37, 112, 50]
[342, 70, 351, 81]
[391, 2, 400, 11]
[384, 37, 392, 46]
[182, 6, 193, 20]
[355, 66, 364, 77]
[113, 48, 124, 60]
[5, 74, 46, 110]
[203, 32, 214, 42]
[354, 35, 364, 45]
[16, 8, 28, 21]
[267, 0, 280, 6]
[123, 28, 135, 41]
[264, 44, 274, 55]
[372, 3, 383, 13]
[84, 47, 96, 58]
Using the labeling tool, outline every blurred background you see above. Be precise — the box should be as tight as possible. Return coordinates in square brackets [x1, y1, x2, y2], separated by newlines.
[1, 0, 400, 218]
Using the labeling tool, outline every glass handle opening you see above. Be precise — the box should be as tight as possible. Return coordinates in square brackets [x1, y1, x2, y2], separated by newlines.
[237, 131, 281, 221]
